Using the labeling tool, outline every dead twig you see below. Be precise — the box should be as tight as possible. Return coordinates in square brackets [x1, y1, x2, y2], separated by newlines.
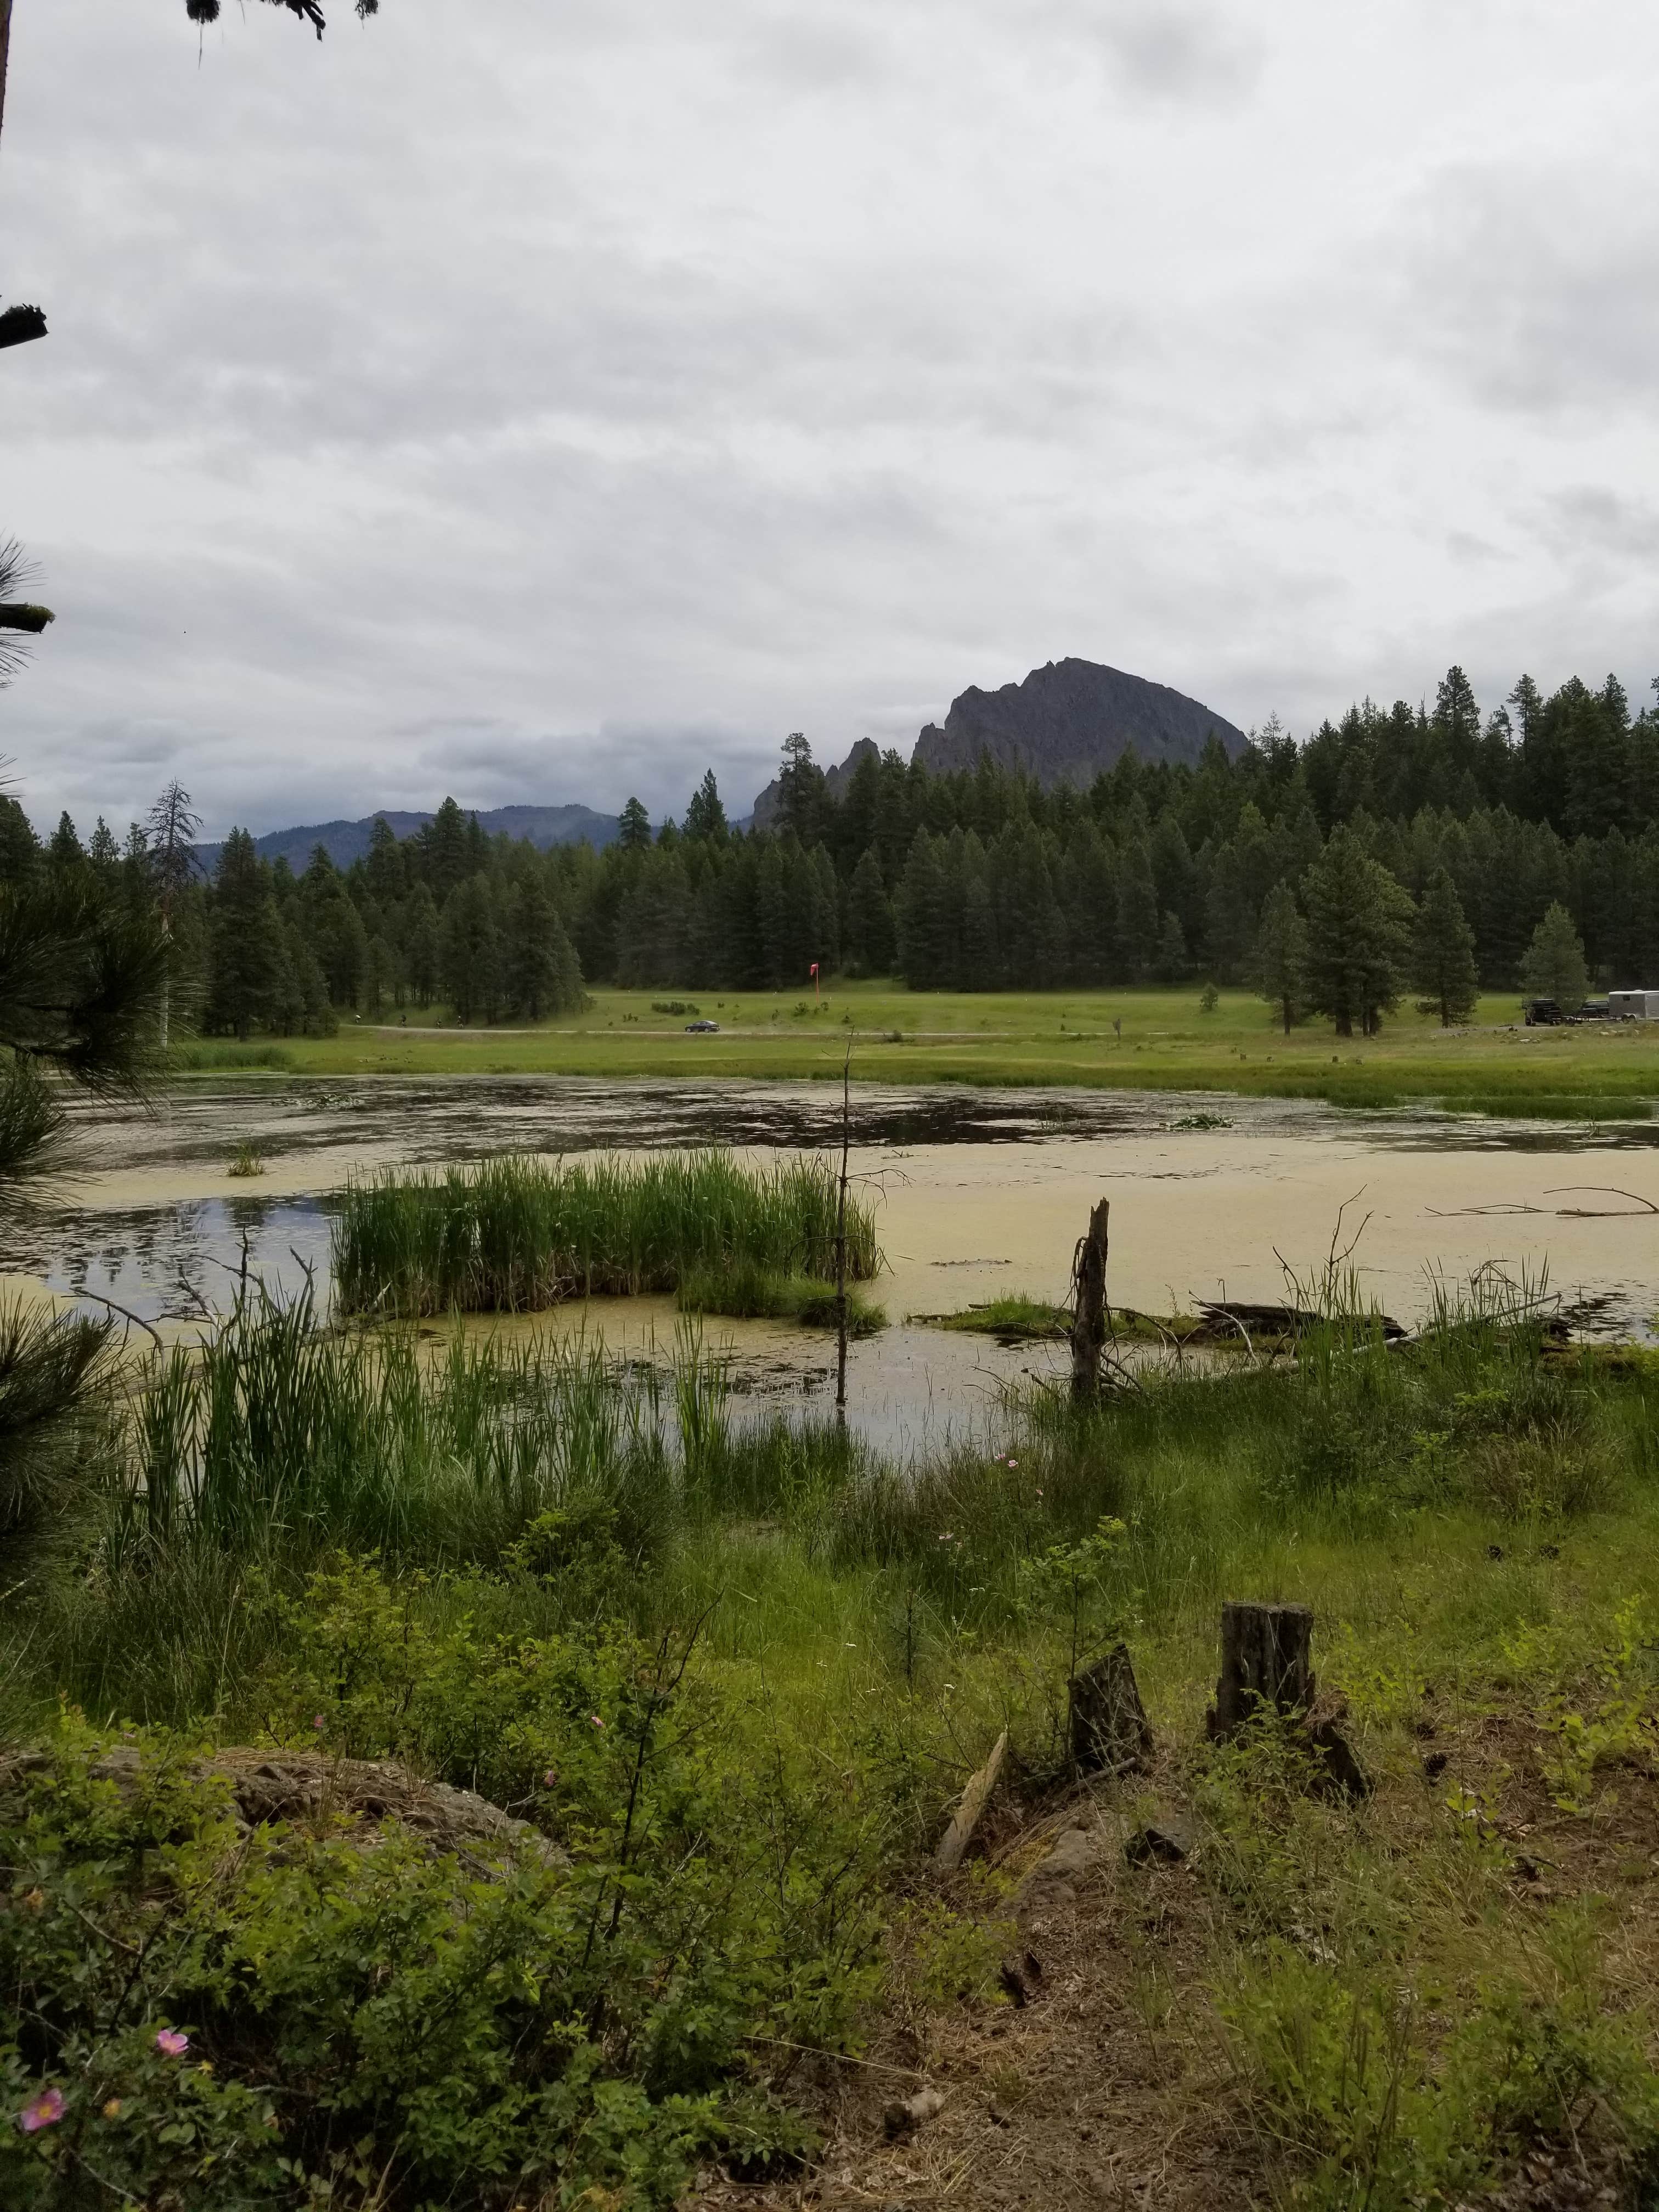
[1544, 1185, 1659, 1217]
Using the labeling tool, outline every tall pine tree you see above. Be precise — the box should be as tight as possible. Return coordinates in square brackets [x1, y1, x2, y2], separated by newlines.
[1410, 867, 1480, 1026]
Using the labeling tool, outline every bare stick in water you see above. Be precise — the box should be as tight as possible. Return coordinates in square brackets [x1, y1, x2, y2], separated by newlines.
[836, 1045, 851, 1414]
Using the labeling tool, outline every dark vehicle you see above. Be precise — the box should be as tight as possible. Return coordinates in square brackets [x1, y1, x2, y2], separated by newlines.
[1577, 998, 1610, 1020]
[684, 1019, 721, 1034]
[1523, 998, 1566, 1026]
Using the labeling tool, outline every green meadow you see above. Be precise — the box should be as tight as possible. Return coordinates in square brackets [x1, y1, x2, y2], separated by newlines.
[173, 981, 1659, 1117]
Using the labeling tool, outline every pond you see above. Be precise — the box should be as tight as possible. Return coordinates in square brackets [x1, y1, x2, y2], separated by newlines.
[9, 1077, 1657, 1454]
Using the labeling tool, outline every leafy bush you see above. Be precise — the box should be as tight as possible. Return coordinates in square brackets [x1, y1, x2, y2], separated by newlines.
[2, 1562, 895, 2208]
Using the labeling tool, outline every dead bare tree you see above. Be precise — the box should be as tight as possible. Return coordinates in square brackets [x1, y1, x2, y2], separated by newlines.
[1068, 1198, 1110, 1402]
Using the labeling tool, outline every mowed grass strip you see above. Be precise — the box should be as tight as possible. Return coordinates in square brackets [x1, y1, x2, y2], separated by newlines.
[332, 1149, 881, 1318]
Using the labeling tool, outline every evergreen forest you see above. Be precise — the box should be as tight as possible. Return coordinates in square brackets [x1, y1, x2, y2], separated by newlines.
[10, 665, 1659, 1040]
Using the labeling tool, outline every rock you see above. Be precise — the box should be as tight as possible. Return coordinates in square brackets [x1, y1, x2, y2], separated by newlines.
[1124, 1810, 1194, 1866]
[3, 1745, 562, 1871]
[1423, 1750, 1449, 1780]
[913, 659, 1246, 790]
[882, 2087, 945, 2139]
[1014, 1821, 1100, 1914]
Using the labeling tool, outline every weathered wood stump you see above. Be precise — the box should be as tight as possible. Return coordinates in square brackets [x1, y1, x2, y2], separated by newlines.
[1206, 1600, 1369, 1797]
[1069, 1641, 1153, 1774]
[1208, 1600, 1315, 1736]
[1069, 1198, 1111, 1401]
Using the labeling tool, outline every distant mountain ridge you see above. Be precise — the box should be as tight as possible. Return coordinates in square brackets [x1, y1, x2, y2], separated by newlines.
[198, 660, 1245, 872]
[914, 658, 1246, 785]
[747, 658, 1246, 821]
[197, 802, 618, 875]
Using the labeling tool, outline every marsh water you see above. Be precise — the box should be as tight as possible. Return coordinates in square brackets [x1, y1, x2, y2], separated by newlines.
[9, 1077, 1658, 1454]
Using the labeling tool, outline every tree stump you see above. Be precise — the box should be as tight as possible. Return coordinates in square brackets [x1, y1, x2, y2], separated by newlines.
[1206, 1600, 1370, 1797]
[1207, 1600, 1315, 1737]
[1069, 1198, 1111, 1401]
[1069, 1641, 1153, 1774]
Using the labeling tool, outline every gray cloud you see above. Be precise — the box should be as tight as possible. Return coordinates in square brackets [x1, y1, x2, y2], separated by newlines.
[1397, 160, 1659, 417]
[2, 0, 1657, 840]
[1086, 2, 1264, 99]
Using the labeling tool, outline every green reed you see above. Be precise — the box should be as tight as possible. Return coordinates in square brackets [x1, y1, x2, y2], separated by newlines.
[116, 1283, 676, 1573]
[332, 1149, 881, 1318]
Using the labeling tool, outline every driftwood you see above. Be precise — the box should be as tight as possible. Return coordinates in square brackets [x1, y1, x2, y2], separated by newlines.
[1069, 1198, 1111, 1401]
[933, 1729, 1007, 1874]
[1191, 1301, 1406, 1346]
[1205, 1601, 1369, 1798]
[0, 1745, 563, 1868]
[1068, 1643, 1153, 1775]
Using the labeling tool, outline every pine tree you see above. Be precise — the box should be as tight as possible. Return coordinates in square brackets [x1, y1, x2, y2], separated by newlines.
[404, 883, 440, 1005]
[1520, 901, 1588, 1011]
[844, 847, 895, 976]
[505, 875, 583, 1016]
[440, 878, 502, 1022]
[776, 733, 826, 847]
[1114, 837, 1160, 981]
[1411, 867, 1479, 1026]
[1155, 911, 1187, 981]
[47, 812, 83, 871]
[685, 770, 727, 843]
[0, 795, 38, 884]
[364, 815, 404, 905]
[617, 797, 652, 852]
[1301, 825, 1413, 1037]
[896, 830, 948, 989]
[206, 830, 279, 1039]
[87, 819, 121, 876]
[282, 915, 335, 1035]
[421, 798, 471, 900]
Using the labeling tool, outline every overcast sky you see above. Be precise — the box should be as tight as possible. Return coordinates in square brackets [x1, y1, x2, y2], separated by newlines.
[2, 1, 1656, 840]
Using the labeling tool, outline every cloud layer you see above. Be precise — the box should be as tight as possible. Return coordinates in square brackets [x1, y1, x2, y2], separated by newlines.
[2, 0, 1656, 838]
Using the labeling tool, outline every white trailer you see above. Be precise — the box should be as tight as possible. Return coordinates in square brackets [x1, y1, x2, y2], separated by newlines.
[1608, 990, 1659, 1020]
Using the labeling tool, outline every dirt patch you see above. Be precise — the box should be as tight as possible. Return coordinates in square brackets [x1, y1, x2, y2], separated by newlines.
[692, 1701, 1659, 2212]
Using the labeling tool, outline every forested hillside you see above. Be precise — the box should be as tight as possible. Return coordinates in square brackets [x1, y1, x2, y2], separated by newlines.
[10, 665, 1658, 1039]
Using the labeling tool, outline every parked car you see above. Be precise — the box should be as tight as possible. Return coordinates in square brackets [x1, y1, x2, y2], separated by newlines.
[684, 1019, 721, 1033]
[1523, 998, 1566, 1025]
[1577, 998, 1610, 1020]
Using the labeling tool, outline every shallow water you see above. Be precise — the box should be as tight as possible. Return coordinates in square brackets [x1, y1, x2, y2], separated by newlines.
[9, 1077, 1658, 1454]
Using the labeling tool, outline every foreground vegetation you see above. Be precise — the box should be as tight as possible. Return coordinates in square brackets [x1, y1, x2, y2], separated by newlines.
[176, 981, 1659, 1116]
[4, 1260, 1659, 2207]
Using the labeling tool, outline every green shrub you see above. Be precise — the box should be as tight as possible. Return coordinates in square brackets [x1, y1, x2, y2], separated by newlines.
[2, 1562, 894, 2209]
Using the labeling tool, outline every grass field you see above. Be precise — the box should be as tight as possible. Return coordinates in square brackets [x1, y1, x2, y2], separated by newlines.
[172, 983, 1659, 1115]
